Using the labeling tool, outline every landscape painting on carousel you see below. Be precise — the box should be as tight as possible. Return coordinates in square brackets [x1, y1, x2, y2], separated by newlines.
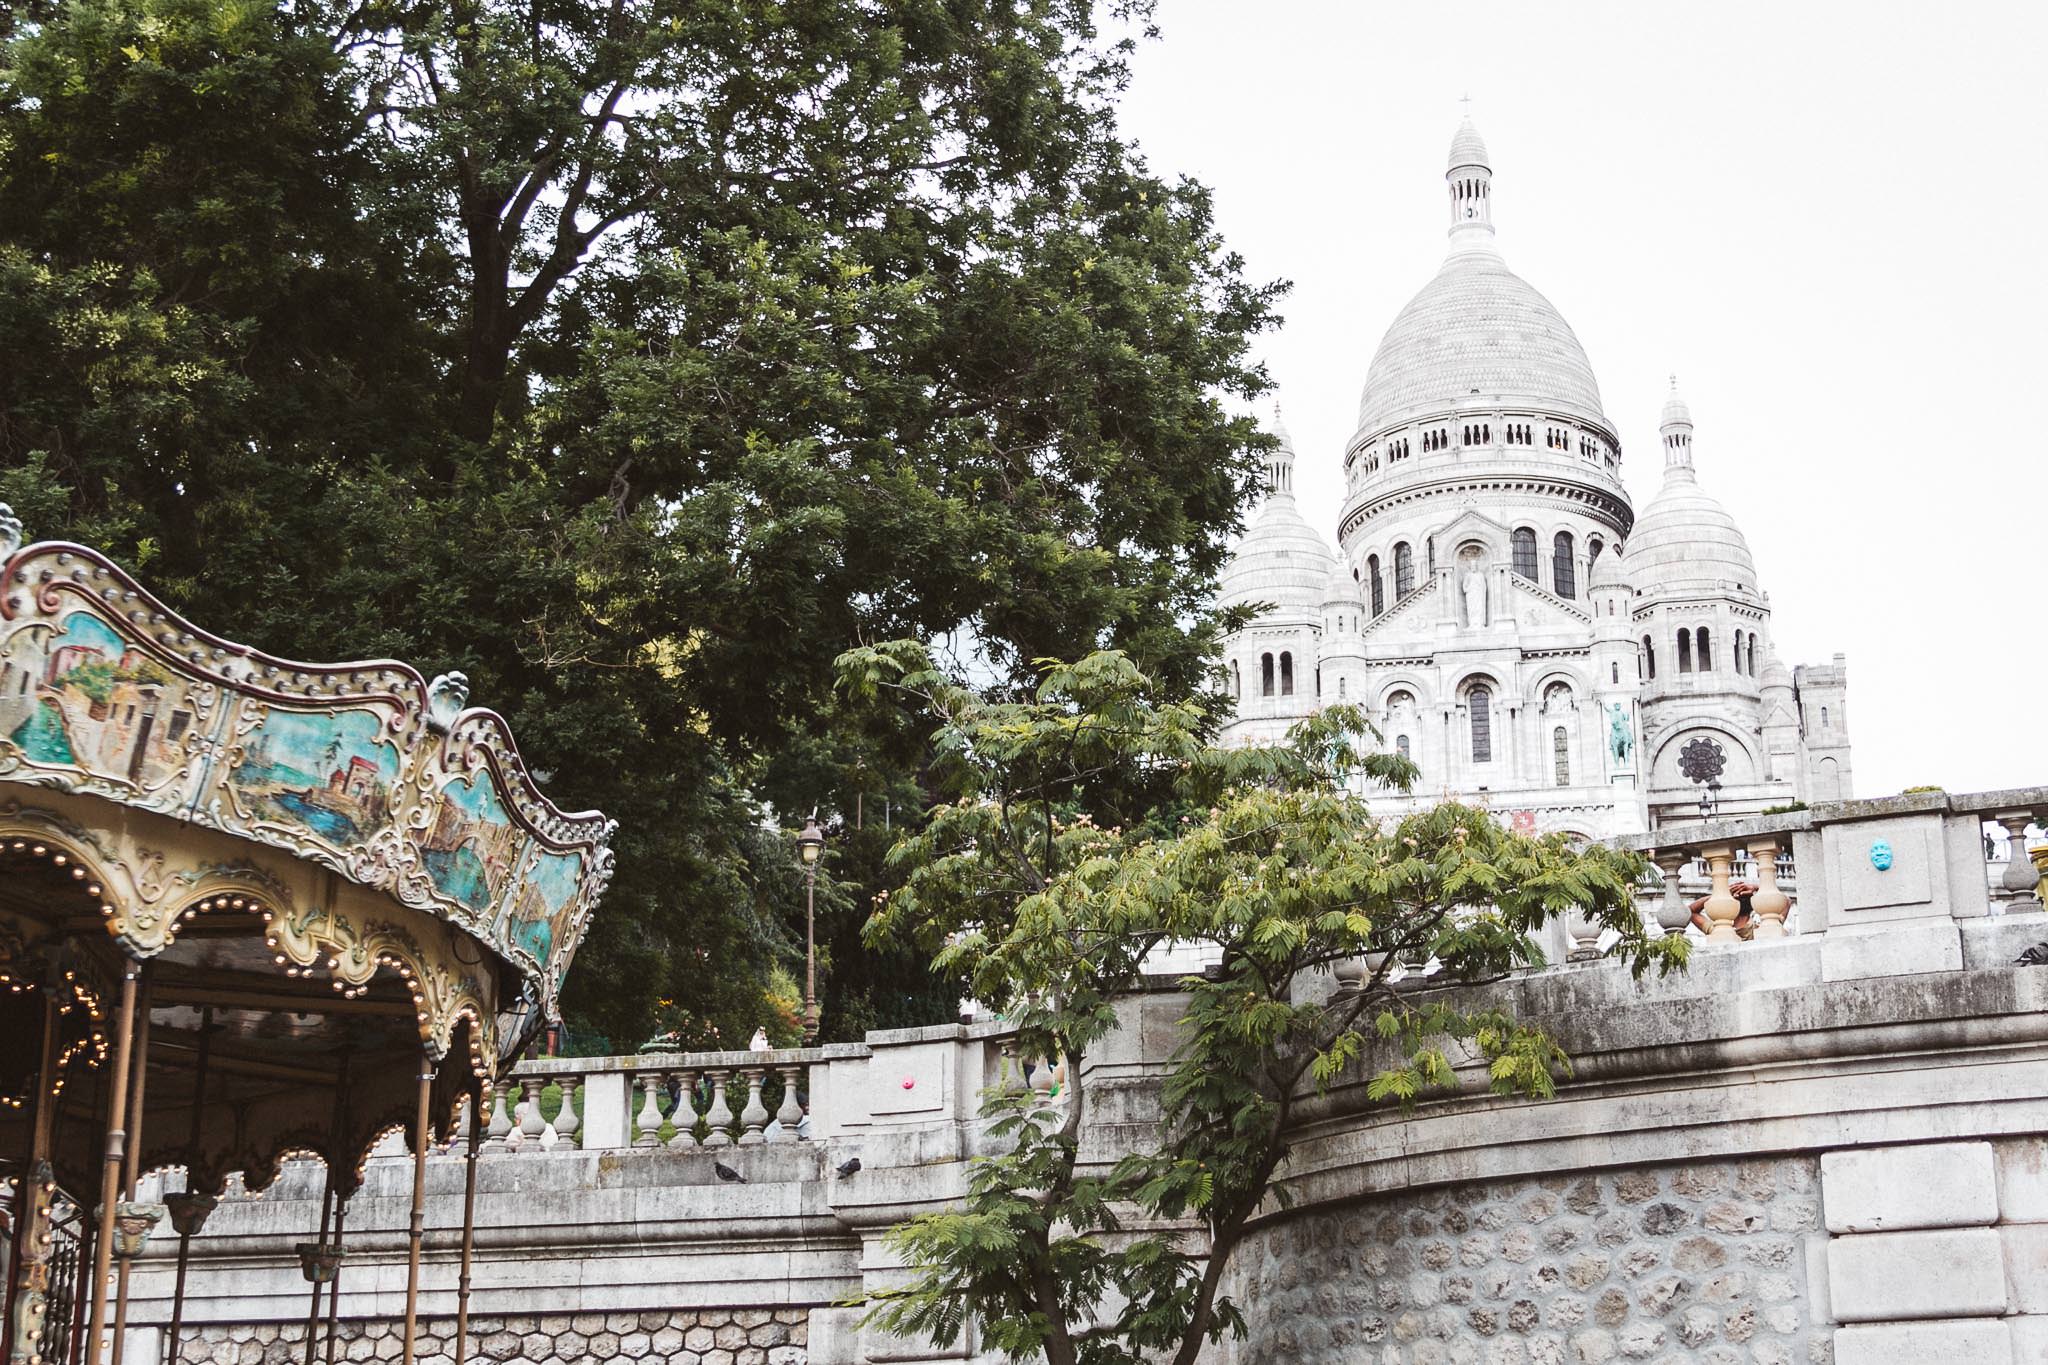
[423, 773, 525, 917]
[504, 849, 584, 966]
[227, 706, 401, 848]
[0, 609, 200, 791]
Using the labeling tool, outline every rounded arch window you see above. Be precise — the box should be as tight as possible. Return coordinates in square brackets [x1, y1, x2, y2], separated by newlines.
[1467, 683, 1495, 763]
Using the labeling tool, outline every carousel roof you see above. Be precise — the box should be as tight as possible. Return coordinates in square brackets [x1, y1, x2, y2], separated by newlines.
[0, 510, 615, 1195]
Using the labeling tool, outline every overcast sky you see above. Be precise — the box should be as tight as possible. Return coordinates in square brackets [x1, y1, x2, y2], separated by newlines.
[1113, 0, 2048, 802]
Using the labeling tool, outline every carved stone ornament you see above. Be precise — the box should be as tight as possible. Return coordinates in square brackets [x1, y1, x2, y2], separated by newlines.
[112, 1201, 165, 1258]
[165, 1190, 219, 1238]
[0, 538, 614, 1019]
[1677, 735, 1727, 785]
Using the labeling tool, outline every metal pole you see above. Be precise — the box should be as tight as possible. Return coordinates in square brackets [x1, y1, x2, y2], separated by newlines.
[83, 964, 140, 1365]
[802, 862, 818, 1044]
[319, 1201, 346, 1365]
[450, 1088, 482, 1365]
[398, 1067, 432, 1364]
[109, 970, 151, 1365]
[163, 1007, 213, 1365]
[304, 1051, 350, 1365]
[299, 1176, 333, 1365]
[5, 995, 61, 1364]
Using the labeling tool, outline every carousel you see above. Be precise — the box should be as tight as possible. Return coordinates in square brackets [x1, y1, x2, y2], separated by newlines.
[0, 507, 614, 1365]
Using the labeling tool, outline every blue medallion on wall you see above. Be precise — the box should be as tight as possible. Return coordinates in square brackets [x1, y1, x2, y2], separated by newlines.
[1870, 839, 1894, 871]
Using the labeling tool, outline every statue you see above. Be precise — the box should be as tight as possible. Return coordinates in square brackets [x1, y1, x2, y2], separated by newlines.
[1460, 567, 1486, 628]
[1607, 702, 1634, 765]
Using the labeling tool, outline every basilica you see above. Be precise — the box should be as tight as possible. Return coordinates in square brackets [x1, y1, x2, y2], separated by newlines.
[1219, 116, 1853, 836]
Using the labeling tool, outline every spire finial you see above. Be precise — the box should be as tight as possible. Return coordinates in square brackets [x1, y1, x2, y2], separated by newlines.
[1264, 402, 1295, 498]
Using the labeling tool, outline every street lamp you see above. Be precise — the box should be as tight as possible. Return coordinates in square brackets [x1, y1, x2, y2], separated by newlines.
[1698, 780, 1721, 821]
[797, 813, 827, 1044]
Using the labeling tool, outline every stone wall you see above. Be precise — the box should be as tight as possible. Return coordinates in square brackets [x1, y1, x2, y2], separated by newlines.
[171, 1309, 807, 1365]
[1225, 1156, 1829, 1365]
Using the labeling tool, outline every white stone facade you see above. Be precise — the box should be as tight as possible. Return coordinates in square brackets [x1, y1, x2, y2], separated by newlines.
[1218, 116, 1853, 836]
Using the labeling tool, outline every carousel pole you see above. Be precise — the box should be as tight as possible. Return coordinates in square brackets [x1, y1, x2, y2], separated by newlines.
[398, 1066, 432, 1365]
[298, 1178, 333, 1365]
[320, 1199, 347, 1365]
[109, 971, 152, 1365]
[163, 1006, 214, 1365]
[82, 964, 140, 1365]
[306, 1052, 350, 1365]
[5, 995, 61, 1365]
[450, 1085, 482, 1365]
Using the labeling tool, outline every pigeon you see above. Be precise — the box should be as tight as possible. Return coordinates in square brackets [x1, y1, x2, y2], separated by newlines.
[713, 1161, 746, 1184]
[2016, 942, 2048, 966]
[836, 1157, 862, 1178]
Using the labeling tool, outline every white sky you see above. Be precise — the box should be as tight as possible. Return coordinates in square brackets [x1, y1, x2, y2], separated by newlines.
[1116, 0, 2048, 801]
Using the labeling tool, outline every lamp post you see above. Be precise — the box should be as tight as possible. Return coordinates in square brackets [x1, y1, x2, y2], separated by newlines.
[797, 814, 826, 1044]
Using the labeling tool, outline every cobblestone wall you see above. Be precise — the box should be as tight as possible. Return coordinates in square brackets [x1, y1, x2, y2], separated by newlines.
[174, 1307, 808, 1365]
[1227, 1157, 1829, 1365]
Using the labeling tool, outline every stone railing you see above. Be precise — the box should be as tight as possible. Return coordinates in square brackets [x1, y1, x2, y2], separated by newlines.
[489, 1046, 859, 1152]
[1610, 786, 2046, 976]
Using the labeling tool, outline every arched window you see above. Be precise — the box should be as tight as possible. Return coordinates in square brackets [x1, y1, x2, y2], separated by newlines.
[1552, 532, 1577, 599]
[1677, 629, 1693, 673]
[1553, 726, 1570, 786]
[1394, 543, 1414, 597]
[1396, 734, 1411, 761]
[1611, 662, 1620, 684]
[1643, 634, 1656, 679]
[1733, 633, 1744, 675]
[1748, 632, 1759, 676]
[1469, 686, 1493, 763]
[1280, 652, 1294, 696]
[1338, 677, 1346, 699]
[1588, 534, 1604, 563]
[1820, 705, 1829, 730]
[1231, 660, 1240, 699]
[1696, 627, 1712, 671]
[1261, 653, 1275, 696]
[1512, 527, 1538, 580]
[1368, 555, 1385, 615]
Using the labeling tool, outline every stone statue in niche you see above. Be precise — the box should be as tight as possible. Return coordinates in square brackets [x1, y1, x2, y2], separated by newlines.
[1460, 567, 1487, 628]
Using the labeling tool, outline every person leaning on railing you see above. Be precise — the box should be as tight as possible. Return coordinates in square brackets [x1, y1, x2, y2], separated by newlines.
[1688, 880, 1758, 939]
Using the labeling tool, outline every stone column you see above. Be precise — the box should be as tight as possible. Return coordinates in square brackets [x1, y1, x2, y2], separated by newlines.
[1748, 838, 1789, 938]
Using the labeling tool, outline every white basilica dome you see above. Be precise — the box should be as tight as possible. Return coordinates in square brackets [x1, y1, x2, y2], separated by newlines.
[1623, 382, 1760, 596]
[1355, 255, 1609, 439]
[1218, 413, 1335, 616]
[1352, 117, 1610, 443]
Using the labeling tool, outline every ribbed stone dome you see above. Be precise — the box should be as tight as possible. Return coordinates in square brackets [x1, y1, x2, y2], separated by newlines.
[1219, 412, 1336, 616]
[1623, 470, 1759, 597]
[1321, 557, 1363, 606]
[1218, 496, 1336, 616]
[1589, 541, 1629, 590]
[1448, 116, 1489, 170]
[1354, 251, 1609, 439]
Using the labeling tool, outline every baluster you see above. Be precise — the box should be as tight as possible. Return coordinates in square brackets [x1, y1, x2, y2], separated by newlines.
[1330, 956, 1369, 997]
[503, 1083, 529, 1153]
[1747, 838, 1789, 938]
[633, 1071, 665, 1148]
[1029, 1057, 1055, 1103]
[550, 1077, 580, 1150]
[736, 1068, 770, 1145]
[1655, 851, 1692, 937]
[483, 1083, 514, 1152]
[770, 1065, 803, 1144]
[1699, 844, 1741, 943]
[515, 1077, 547, 1152]
[701, 1070, 735, 1147]
[1995, 814, 2042, 908]
[667, 1070, 700, 1149]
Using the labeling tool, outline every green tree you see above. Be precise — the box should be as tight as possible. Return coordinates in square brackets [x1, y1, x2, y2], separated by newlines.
[0, 0, 1281, 1047]
[841, 641, 1686, 1365]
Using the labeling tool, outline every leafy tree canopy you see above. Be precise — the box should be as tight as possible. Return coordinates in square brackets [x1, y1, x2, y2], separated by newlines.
[842, 640, 1685, 1365]
[0, 0, 1281, 1045]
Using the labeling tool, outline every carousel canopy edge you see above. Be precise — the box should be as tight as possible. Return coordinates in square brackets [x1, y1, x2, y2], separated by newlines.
[0, 516, 615, 1006]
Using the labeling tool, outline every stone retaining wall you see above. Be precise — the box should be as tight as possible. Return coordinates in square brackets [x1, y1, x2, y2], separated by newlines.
[1225, 1156, 1829, 1365]
[173, 1308, 808, 1365]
